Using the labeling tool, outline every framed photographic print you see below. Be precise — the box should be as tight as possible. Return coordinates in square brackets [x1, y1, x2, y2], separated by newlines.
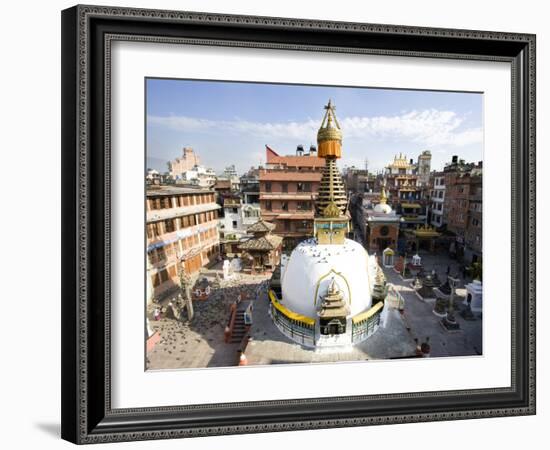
[61, 4, 536, 444]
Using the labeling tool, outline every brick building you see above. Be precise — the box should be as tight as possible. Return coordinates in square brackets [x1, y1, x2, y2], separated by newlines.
[168, 147, 200, 178]
[146, 186, 220, 300]
[443, 159, 482, 263]
[259, 145, 324, 250]
[464, 173, 482, 263]
[343, 167, 376, 193]
[385, 154, 423, 206]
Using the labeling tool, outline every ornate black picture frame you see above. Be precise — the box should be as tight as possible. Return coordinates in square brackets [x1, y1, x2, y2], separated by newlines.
[61, 4, 536, 444]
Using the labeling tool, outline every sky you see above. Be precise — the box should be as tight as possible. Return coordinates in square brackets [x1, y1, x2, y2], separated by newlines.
[146, 78, 483, 175]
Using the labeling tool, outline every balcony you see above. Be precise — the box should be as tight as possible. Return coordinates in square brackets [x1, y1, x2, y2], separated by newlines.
[260, 193, 317, 201]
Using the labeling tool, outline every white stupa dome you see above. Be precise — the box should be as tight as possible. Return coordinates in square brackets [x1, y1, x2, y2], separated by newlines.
[280, 238, 377, 319]
[374, 202, 393, 214]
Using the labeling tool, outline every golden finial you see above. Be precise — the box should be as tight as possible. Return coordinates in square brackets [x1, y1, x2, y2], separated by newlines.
[380, 184, 388, 204]
[317, 99, 342, 147]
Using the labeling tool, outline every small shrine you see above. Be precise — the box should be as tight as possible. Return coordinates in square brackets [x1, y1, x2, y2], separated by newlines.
[239, 220, 283, 274]
[415, 275, 437, 302]
[382, 247, 395, 268]
[464, 279, 483, 313]
[372, 267, 388, 304]
[192, 277, 211, 301]
[365, 184, 400, 253]
[318, 280, 350, 336]
[430, 270, 442, 287]
[432, 286, 449, 317]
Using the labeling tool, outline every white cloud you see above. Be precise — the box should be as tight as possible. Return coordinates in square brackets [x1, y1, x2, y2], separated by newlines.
[148, 109, 482, 148]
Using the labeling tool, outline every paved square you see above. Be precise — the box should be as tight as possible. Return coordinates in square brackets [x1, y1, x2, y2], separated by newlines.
[147, 249, 481, 370]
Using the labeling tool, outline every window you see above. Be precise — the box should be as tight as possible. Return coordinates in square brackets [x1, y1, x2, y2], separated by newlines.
[265, 200, 272, 211]
[149, 222, 161, 238]
[281, 201, 288, 211]
[232, 207, 238, 214]
[297, 201, 311, 211]
[161, 269, 170, 282]
[265, 182, 272, 192]
[165, 219, 175, 233]
[232, 220, 238, 228]
[152, 273, 160, 287]
[284, 220, 291, 231]
[282, 183, 288, 193]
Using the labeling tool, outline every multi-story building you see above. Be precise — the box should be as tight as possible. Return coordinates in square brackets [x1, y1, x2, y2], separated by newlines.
[343, 167, 376, 193]
[146, 186, 220, 300]
[443, 156, 483, 262]
[176, 165, 217, 187]
[416, 150, 432, 186]
[464, 172, 482, 263]
[260, 145, 324, 250]
[429, 172, 446, 228]
[240, 168, 260, 205]
[168, 147, 200, 178]
[385, 154, 423, 206]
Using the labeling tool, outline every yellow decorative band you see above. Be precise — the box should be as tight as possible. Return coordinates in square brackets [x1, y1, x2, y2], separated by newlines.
[269, 290, 315, 326]
[351, 301, 384, 325]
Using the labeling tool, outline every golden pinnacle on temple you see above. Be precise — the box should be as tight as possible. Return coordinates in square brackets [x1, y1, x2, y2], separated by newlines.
[317, 99, 343, 159]
[314, 100, 350, 245]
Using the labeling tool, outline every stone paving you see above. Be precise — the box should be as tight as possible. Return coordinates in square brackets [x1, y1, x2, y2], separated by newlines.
[146, 249, 482, 370]
[381, 250, 482, 358]
[146, 272, 268, 370]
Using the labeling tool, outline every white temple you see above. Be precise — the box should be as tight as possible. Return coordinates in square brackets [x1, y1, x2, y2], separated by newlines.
[268, 101, 388, 348]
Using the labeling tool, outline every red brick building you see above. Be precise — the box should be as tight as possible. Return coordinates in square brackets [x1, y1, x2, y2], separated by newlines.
[260, 145, 324, 249]
[443, 164, 482, 263]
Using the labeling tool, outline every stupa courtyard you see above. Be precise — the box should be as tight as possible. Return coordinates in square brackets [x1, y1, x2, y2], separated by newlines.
[147, 249, 482, 370]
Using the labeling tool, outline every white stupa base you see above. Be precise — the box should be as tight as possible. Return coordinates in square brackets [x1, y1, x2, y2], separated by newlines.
[315, 332, 353, 349]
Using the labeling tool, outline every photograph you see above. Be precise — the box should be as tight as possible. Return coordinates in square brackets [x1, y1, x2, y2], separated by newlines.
[144, 79, 484, 370]
[55, 2, 536, 445]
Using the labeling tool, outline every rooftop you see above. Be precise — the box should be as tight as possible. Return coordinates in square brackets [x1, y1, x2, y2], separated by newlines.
[147, 203, 220, 223]
[247, 220, 276, 233]
[146, 186, 214, 197]
[266, 145, 325, 169]
[239, 234, 283, 251]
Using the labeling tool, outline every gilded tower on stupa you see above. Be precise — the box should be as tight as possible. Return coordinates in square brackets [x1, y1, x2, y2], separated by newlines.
[314, 100, 350, 245]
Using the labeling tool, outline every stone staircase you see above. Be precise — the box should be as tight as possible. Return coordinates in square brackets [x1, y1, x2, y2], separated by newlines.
[230, 304, 248, 344]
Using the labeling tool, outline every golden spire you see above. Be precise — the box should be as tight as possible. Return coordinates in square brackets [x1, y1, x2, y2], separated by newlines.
[314, 100, 350, 245]
[317, 99, 342, 159]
